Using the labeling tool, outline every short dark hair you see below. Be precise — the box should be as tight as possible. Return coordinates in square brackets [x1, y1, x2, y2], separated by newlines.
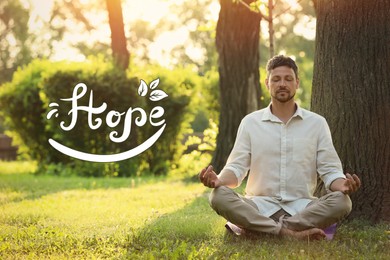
[266, 55, 299, 79]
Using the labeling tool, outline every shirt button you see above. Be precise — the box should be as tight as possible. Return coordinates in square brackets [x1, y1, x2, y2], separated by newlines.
[276, 196, 282, 201]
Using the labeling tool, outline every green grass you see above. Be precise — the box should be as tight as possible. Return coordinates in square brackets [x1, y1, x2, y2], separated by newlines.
[0, 161, 389, 259]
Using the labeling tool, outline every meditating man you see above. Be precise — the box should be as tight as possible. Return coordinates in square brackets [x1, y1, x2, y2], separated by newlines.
[199, 55, 361, 240]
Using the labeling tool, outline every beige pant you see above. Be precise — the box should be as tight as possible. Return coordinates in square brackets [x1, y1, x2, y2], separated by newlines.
[209, 186, 352, 235]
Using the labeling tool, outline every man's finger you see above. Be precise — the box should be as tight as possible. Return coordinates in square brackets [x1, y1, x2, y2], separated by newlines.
[350, 176, 361, 193]
[352, 174, 361, 188]
[199, 168, 207, 181]
[343, 178, 351, 194]
[346, 173, 358, 190]
[206, 165, 217, 187]
[203, 165, 213, 179]
[206, 176, 213, 188]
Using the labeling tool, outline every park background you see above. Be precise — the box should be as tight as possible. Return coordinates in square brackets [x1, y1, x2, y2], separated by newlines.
[0, 0, 389, 258]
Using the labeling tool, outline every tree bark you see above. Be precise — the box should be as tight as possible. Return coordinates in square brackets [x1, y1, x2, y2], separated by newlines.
[268, 0, 274, 58]
[312, 0, 390, 222]
[212, 0, 262, 172]
[106, 0, 130, 70]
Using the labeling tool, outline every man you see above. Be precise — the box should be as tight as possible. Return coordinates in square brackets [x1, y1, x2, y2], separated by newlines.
[199, 55, 361, 240]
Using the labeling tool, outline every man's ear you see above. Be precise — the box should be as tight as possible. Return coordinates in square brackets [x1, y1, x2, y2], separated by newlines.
[265, 78, 270, 90]
[296, 78, 300, 89]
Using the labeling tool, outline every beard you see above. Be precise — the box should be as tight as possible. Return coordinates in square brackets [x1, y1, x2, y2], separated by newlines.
[272, 90, 295, 103]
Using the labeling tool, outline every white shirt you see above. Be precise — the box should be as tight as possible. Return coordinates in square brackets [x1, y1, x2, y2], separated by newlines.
[220, 104, 345, 217]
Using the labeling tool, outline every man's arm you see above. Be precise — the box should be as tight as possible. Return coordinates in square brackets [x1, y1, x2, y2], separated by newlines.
[199, 117, 251, 189]
[199, 165, 238, 188]
[330, 173, 361, 195]
[316, 117, 355, 191]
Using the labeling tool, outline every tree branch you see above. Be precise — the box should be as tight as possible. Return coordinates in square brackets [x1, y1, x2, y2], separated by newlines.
[64, 1, 94, 31]
[237, 0, 269, 21]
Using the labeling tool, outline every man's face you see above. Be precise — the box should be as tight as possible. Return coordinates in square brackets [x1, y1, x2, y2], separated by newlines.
[265, 66, 299, 103]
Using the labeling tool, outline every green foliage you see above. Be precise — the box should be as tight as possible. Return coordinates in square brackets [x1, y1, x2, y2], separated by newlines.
[201, 68, 220, 124]
[129, 65, 201, 175]
[0, 167, 389, 259]
[0, 59, 139, 176]
[189, 68, 219, 131]
[0, 59, 205, 177]
[260, 67, 271, 107]
[0, 58, 143, 177]
[0, 0, 32, 84]
[295, 56, 314, 109]
[171, 119, 218, 179]
[43, 59, 139, 164]
[0, 59, 52, 162]
[0, 161, 37, 175]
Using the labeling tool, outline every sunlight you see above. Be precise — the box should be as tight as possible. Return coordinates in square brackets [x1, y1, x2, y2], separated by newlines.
[25, 0, 53, 31]
[294, 15, 316, 40]
[123, 0, 171, 26]
[207, 0, 220, 20]
[25, 0, 196, 64]
[24, 0, 313, 65]
[283, 0, 301, 11]
[148, 27, 189, 67]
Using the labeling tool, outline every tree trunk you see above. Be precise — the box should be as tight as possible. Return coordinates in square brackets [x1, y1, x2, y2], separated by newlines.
[268, 0, 274, 58]
[312, 0, 390, 222]
[212, 0, 262, 172]
[106, 0, 129, 70]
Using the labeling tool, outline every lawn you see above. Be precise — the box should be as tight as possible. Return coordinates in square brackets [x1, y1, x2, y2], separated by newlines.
[0, 161, 389, 259]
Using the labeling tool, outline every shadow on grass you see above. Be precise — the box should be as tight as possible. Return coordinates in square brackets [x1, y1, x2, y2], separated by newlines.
[123, 191, 221, 258]
[122, 188, 289, 259]
[0, 172, 169, 205]
[122, 187, 390, 259]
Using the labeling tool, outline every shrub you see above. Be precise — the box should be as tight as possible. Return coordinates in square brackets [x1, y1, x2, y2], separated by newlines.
[0, 59, 51, 162]
[171, 119, 218, 179]
[129, 65, 199, 175]
[0, 59, 200, 177]
[41, 60, 140, 165]
[201, 68, 220, 124]
[0, 58, 141, 176]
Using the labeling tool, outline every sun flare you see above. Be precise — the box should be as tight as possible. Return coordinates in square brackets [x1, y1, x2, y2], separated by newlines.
[22, 0, 312, 64]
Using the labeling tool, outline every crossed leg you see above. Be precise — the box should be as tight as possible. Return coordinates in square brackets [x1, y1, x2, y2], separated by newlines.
[282, 191, 352, 231]
[209, 186, 352, 240]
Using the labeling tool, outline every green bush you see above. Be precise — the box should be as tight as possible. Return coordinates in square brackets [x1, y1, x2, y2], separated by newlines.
[41, 60, 140, 165]
[201, 68, 220, 124]
[0, 59, 200, 177]
[188, 68, 220, 133]
[129, 65, 200, 175]
[171, 119, 218, 179]
[0, 59, 50, 162]
[0, 58, 142, 176]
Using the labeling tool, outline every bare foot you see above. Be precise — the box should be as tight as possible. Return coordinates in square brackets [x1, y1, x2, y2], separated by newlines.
[280, 228, 326, 240]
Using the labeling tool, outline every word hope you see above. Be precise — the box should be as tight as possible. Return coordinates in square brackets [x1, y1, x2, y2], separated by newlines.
[46, 79, 168, 162]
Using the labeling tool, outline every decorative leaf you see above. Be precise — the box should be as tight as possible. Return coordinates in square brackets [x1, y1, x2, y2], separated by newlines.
[138, 80, 148, 96]
[149, 78, 160, 89]
[47, 109, 59, 119]
[149, 90, 168, 101]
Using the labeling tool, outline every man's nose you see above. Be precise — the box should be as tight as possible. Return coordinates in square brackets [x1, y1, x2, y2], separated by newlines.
[279, 80, 287, 87]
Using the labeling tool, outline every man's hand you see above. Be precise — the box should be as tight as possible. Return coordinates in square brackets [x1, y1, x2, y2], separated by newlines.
[330, 173, 361, 195]
[199, 165, 221, 188]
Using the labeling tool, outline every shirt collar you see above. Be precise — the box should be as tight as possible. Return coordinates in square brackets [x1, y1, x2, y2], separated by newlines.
[294, 104, 304, 119]
[262, 103, 304, 122]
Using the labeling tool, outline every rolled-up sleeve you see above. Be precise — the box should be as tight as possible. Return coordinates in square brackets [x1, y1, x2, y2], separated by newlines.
[316, 117, 345, 191]
[220, 119, 251, 186]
